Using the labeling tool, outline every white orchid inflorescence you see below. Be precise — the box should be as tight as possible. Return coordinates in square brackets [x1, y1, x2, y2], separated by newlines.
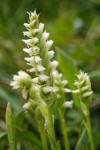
[73, 71, 93, 104]
[10, 11, 72, 110]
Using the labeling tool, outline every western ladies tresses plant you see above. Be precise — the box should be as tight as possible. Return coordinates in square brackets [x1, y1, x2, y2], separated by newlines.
[8, 10, 94, 150]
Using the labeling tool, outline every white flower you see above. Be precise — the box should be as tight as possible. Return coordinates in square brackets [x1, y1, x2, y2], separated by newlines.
[10, 70, 31, 89]
[43, 86, 52, 93]
[64, 88, 72, 93]
[43, 86, 59, 93]
[22, 38, 39, 46]
[63, 101, 73, 108]
[46, 40, 53, 50]
[52, 87, 59, 92]
[25, 56, 42, 64]
[42, 31, 50, 41]
[23, 48, 32, 55]
[32, 46, 40, 55]
[51, 60, 59, 69]
[32, 77, 39, 84]
[39, 74, 49, 82]
[37, 64, 46, 72]
[82, 91, 93, 98]
[23, 102, 31, 110]
[23, 31, 31, 37]
[30, 20, 36, 28]
[38, 23, 44, 33]
[27, 68, 36, 72]
[24, 46, 40, 56]
[62, 80, 68, 85]
[48, 51, 55, 59]
[29, 11, 38, 21]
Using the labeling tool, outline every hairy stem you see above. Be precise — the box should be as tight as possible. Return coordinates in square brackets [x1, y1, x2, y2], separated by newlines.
[86, 106, 95, 150]
[38, 119, 48, 150]
[59, 109, 70, 150]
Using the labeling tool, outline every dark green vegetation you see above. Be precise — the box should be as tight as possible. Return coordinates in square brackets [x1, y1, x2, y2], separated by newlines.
[0, 0, 100, 149]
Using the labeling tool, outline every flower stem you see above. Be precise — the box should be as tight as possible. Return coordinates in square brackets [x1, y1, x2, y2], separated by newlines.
[47, 105, 58, 150]
[38, 119, 48, 150]
[85, 106, 95, 150]
[59, 109, 70, 150]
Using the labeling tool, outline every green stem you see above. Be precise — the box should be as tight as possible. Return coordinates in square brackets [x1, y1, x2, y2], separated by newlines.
[47, 105, 58, 150]
[85, 106, 95, 150]
[38, 119, 48, 150]
[59, 109, 70, 150]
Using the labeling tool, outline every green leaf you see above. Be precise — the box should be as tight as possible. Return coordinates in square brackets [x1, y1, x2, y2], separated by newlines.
[0, 86, 22, 114]
[0, 132, 7, 142]
[75, 128, 89, 150]
[17, 129, 42, 150]
[56, 48, 80, 108]
[6, 103, 17, 150]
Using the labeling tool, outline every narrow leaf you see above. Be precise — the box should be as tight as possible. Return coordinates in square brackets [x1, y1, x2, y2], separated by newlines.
[75, 128, 89, 150]
[6, 103, 17, 150]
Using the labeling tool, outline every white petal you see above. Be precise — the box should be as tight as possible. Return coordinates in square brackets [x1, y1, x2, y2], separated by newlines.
[23, 102, 31, 110]
[34, 56, 42, 63]
[39, 23, 44, 32]
[64, 88, 71, 93]
[52, 87, 59, 92]
[51, 60, 58, 69]
[82, 91, 93, 98]
[81, 86, 89, 91]
[63, 101, 73, 108]
[32, 77, 39, 83]
[23, 23, 30, 28]
[43, 86, 52, 93]
[39, 74, 49, 81]
[42, 31, 50, 41]
[46, 40, 53, 50]
[62, 80, 68, 85]
[25, 56, 34, 63]
[48, 51, 55, 59]
[37, 65, 46, 72]
[23, 48, 32, 55]
[27, 68, 36, 72]
[72, 90, 80, 93]
[32, 46, 40, 55]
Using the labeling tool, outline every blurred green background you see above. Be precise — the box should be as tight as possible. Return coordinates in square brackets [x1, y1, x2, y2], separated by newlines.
[0, 0, 100, 149]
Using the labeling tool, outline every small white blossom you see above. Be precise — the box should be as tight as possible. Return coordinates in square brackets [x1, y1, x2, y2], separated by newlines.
[43, 86, 53, 93]
[27, 68, 36, 72]
[46, 40, 53, 50]
[82, 91, 93, 98]
[23, 48, 32, 55]
[52, 87, 59, 93]
[32, 77, 39, 84]
[39, 74, 49, 82]
[22, 38, 39, 46]
[37, 64, 46, 72]
[72, 89, 80, 93]
[38, 23, 44, 33]
[23, 102, 31, 110]
[64, 88, 72, 93]
[63, 101, 73, 108]
[42, 31, 50, 41]
[30, 20, 36, 28]
[51, 60, 59, 69]
[62, 80, 68, 85]
[48, 51, 55, 59]
[10, 70, 31, 89]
